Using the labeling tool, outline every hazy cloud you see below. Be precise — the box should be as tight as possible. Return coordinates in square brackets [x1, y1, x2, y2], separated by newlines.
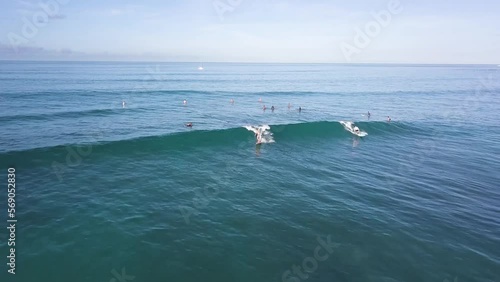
[16, 0, 38, 10]
[0, 43, 76, 59]
[0, 42, 200, 62]
[49, 14, 66, 20]
[15, 0, 67, 20]
[2, 1, 500, 63]
[110, 9, 124, 16]
[109, 5, 143, 16]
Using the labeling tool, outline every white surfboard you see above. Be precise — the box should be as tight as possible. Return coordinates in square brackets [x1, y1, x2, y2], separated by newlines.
[340, 121, 368, 137]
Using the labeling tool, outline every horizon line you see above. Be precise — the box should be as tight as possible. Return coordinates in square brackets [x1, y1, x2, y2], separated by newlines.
[0, 59, 498, 66]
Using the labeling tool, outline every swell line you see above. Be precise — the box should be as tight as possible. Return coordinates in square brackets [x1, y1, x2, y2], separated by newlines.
[0, 107, 149, 122]
[0, 121, 424, 167]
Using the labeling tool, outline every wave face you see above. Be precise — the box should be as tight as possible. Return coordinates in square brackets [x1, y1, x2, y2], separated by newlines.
[0, 120, 425, 166]
[271, 120, 420, 139]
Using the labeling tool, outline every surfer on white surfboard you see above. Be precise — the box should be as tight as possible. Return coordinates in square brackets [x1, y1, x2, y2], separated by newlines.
[244, 125, 274, 145]
[340, 121, 368, 137]
[256, 128, 263, 144]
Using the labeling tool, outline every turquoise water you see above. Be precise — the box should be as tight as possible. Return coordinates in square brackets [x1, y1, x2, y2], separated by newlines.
[0, 62, 499, 282]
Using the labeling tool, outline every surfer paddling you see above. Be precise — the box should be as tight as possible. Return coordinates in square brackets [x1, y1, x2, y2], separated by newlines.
[185, 122, 193, 127]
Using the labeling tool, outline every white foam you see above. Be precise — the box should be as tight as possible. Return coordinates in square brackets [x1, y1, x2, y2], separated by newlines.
[244, 125, 275, 143]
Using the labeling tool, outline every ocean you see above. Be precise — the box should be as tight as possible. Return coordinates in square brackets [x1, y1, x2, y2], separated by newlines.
[0, 61, 499, 282]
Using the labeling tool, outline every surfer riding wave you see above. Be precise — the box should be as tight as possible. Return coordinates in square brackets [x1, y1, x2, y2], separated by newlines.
[244, 125, 275, 144]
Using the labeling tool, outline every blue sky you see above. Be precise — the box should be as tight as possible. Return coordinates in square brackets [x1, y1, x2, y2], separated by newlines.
[0, 0, 499, 63]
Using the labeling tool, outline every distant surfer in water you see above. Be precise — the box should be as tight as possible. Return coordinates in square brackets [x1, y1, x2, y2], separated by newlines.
[387, 116, 391, 122]
[367, 111, 371, 118]
[186, 122, 193, 127]
[122, 101, 126, 108]
[298, 107, 302, 113]
[263, 105, 267, 111]
[271, 106, 275, 112]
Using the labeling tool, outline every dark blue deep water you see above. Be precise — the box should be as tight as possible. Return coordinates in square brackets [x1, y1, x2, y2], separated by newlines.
[0, 61, 499, 282]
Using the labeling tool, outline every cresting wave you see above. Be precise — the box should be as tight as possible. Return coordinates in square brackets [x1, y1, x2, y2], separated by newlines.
[1, 121, 423, 166]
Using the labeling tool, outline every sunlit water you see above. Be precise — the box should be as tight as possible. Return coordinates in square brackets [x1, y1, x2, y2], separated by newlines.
[0, 62, 499, 282]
